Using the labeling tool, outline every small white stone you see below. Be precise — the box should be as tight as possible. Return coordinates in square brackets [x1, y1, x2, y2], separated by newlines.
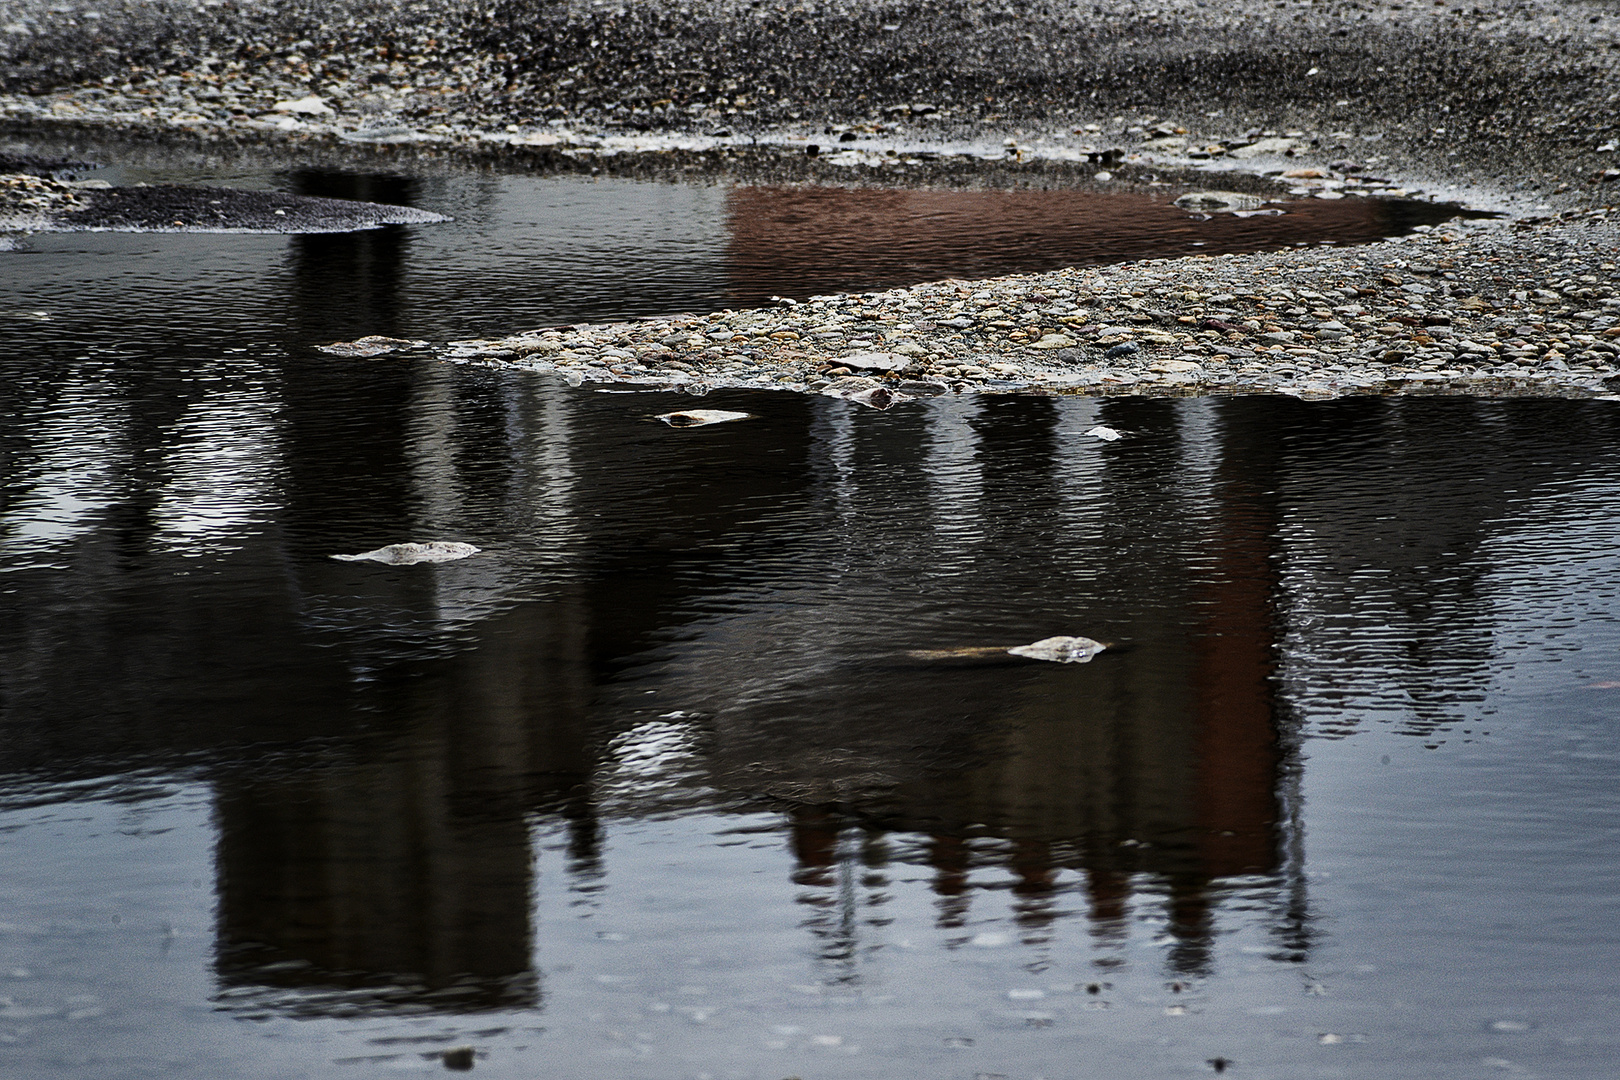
[272, 94, 333, 116]
[331, 542, 480, 565]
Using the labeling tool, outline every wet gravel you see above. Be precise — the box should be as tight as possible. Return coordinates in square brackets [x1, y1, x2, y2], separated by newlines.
[434, 212, 1620, 402]
[2, 0, 1617, 201]
[0, 169, 448, 230]
[1, 0, 1616, 398]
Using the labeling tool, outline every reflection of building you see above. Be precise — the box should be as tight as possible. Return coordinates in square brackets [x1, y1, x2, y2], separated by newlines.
[212, 598, 592, 1015]
[723, 185, 1470, 304]
[661, 395, 1294, 976]
[9, 269, 1615, 1013]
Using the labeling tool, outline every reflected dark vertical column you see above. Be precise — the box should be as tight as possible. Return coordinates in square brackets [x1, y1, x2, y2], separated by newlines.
[1085, 866, 1131, 967]
[1192, 400, 1287, 880]
[1203, 398, 1307, 966]
[1010, 838, 1058, 962]
[287, 172, 417, 344]
[969, 396, 1060, 536]
[1086, 395, 1195, 967]
[928, 833, 973, 931]
[1087, 396, 1292, 971]
[211, 590, 594, 1016]
[788, 806, 861, 976]
[276, 174, 423, 550]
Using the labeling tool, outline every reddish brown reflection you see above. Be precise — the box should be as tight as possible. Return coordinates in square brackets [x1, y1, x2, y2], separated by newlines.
[724, 185, 1468, 304]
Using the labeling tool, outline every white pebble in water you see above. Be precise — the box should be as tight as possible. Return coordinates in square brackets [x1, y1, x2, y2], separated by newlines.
[331, 541, 480, 565]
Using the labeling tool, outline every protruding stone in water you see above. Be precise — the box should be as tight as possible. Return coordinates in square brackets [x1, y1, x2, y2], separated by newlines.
[655, 409, 752, 427]
[839, 386, 913, 410]
[441, 1045, 477, 1070]
[1007, 635, 1107, 664]
[905, 645, 1019, 661]
[906, 636, 1108, 664]
[1084, 425, 1125, 441]
[331, 542, 481, 565]
[1173, 191, 1267, 213]
[316, 336, 428, 357]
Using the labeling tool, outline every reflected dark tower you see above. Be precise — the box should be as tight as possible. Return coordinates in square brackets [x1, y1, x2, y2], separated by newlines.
[745, 394, 1300, 979]
[287, 171, 416, 344]
[211, 595, 594, 1017]
[928, 833, 972, 931]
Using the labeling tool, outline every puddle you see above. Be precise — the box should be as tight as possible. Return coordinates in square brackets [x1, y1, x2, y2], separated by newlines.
[3, 384, 1620, 1078]
[1, 142, 1486, 351]
[722, 184, 1478, 302]
[1, 141, 1612, 1080]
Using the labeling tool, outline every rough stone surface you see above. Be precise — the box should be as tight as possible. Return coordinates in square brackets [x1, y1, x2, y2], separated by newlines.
[436, 213, 1620, 402]
[1, 0, 1616, 213]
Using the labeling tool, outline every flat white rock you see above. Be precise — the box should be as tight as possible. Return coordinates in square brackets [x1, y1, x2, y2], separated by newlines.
[316, 335, 428, 357]
[655, 409, 753, 427]
[332, 542, 481, 565]
[272, 95, 334, 116]
[840, 351, 913, 372]
[1007, 635, 1107, 664]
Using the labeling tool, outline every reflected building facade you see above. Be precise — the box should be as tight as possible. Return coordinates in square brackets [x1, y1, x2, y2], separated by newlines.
[7, 206, 1618, 1015]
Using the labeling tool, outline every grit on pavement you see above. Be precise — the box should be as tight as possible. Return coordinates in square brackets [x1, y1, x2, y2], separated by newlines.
[2, 0, 1616, 399]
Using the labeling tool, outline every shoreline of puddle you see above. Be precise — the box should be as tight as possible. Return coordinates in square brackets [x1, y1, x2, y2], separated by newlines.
[5, 122, 1618, 403]
[431, 214, 1619, 406]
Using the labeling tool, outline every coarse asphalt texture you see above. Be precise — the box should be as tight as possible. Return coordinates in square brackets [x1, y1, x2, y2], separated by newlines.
[1, 0, 1617, 398]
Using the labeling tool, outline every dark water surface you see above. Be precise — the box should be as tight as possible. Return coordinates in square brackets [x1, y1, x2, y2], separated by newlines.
[1, 157, 1617, 1079]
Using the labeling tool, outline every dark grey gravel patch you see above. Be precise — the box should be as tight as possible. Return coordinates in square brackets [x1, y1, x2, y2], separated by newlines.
[52, 185, 448, 233]
[0, 150, 99, 177]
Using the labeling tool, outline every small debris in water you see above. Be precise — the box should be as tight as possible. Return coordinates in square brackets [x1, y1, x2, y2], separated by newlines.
[1007, 635, 1108, 663]
[1084, 425, 1125, 441]
[655, 409, 753, 427]
[331, 542, 481, 565]
[837, 385, 913, 410]
[440, 1045, 477, 1070]
[316, 335, 428, 357]
[1488, 1019, 1534, 1032]
[1174, 191, 1268, 213]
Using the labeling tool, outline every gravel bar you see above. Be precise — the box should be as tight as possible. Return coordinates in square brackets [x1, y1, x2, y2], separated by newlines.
[433, 212, 1619, 401]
